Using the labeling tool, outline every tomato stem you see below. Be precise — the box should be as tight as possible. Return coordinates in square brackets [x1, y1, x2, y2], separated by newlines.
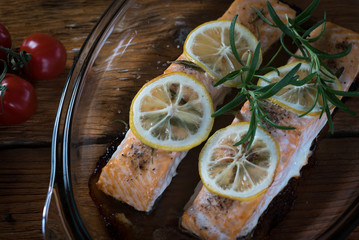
[0, 60, 8, 114]
[0, 84, 6, 114]
[0, 46, 31, 72]
[0, 59, 7, 83]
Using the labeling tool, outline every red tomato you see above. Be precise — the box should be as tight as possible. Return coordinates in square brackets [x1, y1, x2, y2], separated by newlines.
[0, 73, 37, 125]
[0, 24, 11, 60]
[20, 33, 66, 80]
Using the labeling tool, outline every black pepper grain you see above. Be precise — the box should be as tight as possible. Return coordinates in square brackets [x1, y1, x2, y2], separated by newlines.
[335, 40, 350, 51]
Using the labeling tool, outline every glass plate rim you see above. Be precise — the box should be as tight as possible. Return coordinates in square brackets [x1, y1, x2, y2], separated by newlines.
[42, 0, 134, 239]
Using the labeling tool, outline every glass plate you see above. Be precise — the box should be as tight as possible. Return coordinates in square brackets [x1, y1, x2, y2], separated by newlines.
[42, 0, 359, 239]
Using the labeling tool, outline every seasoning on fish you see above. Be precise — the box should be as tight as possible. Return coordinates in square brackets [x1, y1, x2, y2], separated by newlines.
[96, 0, 296, 212]
[180, 22, 359, 239]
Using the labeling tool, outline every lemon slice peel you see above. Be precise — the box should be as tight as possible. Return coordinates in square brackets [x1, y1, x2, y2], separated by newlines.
[257, 62, 342, 116]
[199, 122, 280, 201]
[130, 72, 214, 152]
[183, 19, 261, 88]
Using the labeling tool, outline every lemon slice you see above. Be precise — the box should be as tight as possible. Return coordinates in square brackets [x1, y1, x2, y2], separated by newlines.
[258, 62, 342, 115]
[184, 20, 260, 87]
[130, 72, 214, 151]
[199, 122, 280, 201]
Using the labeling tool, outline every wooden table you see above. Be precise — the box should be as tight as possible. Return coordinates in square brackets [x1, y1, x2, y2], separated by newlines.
[0, 1, 112, 239]
[0, 0, 359, 239]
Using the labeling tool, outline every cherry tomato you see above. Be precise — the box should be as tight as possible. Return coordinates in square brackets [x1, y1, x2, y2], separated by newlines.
[0, 24, 11, 60]
[0, 73, 37, 125]
[20, 33, 66, 80]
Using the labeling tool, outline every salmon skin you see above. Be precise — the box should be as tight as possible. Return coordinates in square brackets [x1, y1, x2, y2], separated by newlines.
[180, 22, 359, 240]
[96, 0, 295, 212]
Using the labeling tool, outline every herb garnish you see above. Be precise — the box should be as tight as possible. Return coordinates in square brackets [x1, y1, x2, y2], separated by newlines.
[252, 0, 359, 132]
[212, 15, 304, 150]
[213, 0, 359, 149]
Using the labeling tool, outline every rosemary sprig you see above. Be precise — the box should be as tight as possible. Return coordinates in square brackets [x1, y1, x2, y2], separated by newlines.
[212, 16, 303, 150]
[213, 59, 302, 149]
[213, 0, 359, 149]
[253, 0, 359, 133]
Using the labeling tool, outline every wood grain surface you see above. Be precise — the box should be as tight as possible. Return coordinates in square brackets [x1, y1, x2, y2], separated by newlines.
[0, 0, 112, 239]
[0, 0, 359, 239]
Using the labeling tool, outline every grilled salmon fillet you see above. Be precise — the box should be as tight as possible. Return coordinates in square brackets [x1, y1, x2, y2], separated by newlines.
[96, 0, 295, 212]
[180, 22, 359, 239]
